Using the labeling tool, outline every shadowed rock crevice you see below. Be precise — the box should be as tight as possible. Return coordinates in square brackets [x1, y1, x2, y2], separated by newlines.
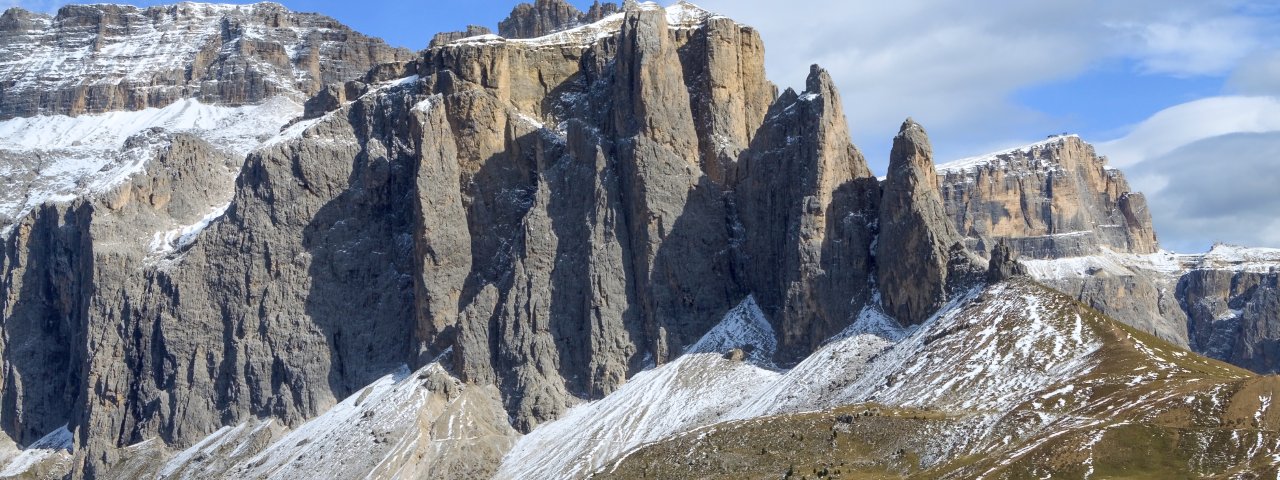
[0, 203, 89, 447]
[299, 92, 422, 399]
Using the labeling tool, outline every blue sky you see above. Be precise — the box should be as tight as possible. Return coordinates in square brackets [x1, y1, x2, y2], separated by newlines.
[5, 0, 1280, 251]
[3, 1, 601, 49]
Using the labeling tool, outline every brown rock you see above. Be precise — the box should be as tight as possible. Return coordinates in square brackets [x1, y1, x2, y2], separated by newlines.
[937, 135, 1159, 259]
[430, 25, 493, 48]
[877, 119, 979, 325]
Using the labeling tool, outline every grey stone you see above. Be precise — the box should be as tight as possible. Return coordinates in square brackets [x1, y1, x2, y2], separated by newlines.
[877, 119, 980, 326]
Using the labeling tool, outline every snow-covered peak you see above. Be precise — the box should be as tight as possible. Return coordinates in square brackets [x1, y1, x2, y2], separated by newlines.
[686, 296, 777, 366]
[665, 1, 716, 27]
[442, 2, 722, 49]
[1196, 243, 1280, 273]
[155, 360, 519, 479]
[0, 96, 300, 241]
[496, 350, 779, 479]
[936, 134, 1081, 174]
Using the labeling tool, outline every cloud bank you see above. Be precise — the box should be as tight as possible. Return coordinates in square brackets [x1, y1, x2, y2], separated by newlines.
[697, 0, 1279, 164]
[698, 0, 1280, 250]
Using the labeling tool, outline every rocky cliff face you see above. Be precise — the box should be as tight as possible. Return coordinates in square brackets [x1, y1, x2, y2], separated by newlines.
[935, 136, 1280, 372]
[4, 1, 1280, 478]
[0, 2, 992, 476]
[498, 0, 621, 39]
[1180, 248, 1280, 373]
[877, 119, 982, 326]
[735, 66, 878, 359]
[0, 2, 411, 119]
[935, 135, 1177, 342]
[937, 135, 1158, 259]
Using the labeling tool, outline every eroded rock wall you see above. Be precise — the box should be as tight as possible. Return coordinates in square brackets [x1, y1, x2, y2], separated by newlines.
[937, 136, 1158, 259]
[0, 3, 412, 119]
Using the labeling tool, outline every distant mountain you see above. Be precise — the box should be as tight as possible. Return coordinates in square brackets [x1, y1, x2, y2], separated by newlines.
[933, 134, 1280, 375]
[1, 1, 1277, 478]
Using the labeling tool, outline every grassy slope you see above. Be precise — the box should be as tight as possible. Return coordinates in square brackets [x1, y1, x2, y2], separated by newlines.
[595, 280, 1280, 479]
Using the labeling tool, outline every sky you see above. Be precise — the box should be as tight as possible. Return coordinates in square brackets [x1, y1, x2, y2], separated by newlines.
[5, 0, 1280, 252]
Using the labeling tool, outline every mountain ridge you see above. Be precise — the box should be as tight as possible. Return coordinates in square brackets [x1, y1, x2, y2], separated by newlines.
[0, 1, 1278, 478]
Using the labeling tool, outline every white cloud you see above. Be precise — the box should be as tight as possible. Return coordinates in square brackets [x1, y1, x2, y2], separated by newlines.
[1228, 50, 1280, 95]
[1098, 95, 1280, 167]
[694, 0, 1279, 169]
[1129, 132, 1280, 251]
[1110, 16, 1263, 77]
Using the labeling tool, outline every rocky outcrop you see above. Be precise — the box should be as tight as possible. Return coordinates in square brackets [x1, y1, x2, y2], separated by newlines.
[936, 136, 1280, 370]
[937, 135, 1158, 259]
[877, 119, 980, 326]
[497, 0, 621, 39]
[4, 5, 792, 474]
[736, 66, 878, 359]
[679, 16, 775, 184]
[18, 1, 1277, 478]
[935, 135, 1182, 343]
[1179, 247, 1280, 372]
[430, 25, 494, 48]
[0, 132, 240, 473]
[0, 2, 412, 119]
[987, 241, 1028, 283]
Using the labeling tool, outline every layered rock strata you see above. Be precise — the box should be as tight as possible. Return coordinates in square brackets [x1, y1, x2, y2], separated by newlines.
[936, 136, 1280, 371]
[0, 3, 991, 476]
[937, 135, 1157, 259]
[9, 1, 1276, 478]
[0, 2, 411, 119]
[498, 0, 622, 38]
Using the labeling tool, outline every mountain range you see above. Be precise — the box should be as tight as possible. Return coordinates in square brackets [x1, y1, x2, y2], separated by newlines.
[0, 1, 1278, 478]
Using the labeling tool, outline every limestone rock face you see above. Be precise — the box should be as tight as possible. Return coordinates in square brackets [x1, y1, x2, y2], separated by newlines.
[877, 119, 978, 326]
[679, 17, 776, 184]
[736, 66, 878, 360]
[17, 1, 1280, 478]
[935, 136, 1280, 372]
[0, 3, 412, 119]
[937, 135, 1158, 259]
[498, 0, 621, 39]
[934, 135, 1180, 344]
[430, 25, 493, 48]
[1178, 249, 1280, 372]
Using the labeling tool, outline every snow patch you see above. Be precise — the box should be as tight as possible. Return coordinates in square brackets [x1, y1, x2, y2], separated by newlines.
[686, 295, 777, 367]
[0, 96, 300, 156]
[441, 2, 721, 49]
[728, 305, 907, 419]
[150, 202, 231, 255]
[261, 116, 322, 149]
[0, 426, 72, 477]
[0, 96, 300, 235]
[497, 299, 784, 479]
[936, 134, 1080, 174]
[496, 353, 778, 480]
